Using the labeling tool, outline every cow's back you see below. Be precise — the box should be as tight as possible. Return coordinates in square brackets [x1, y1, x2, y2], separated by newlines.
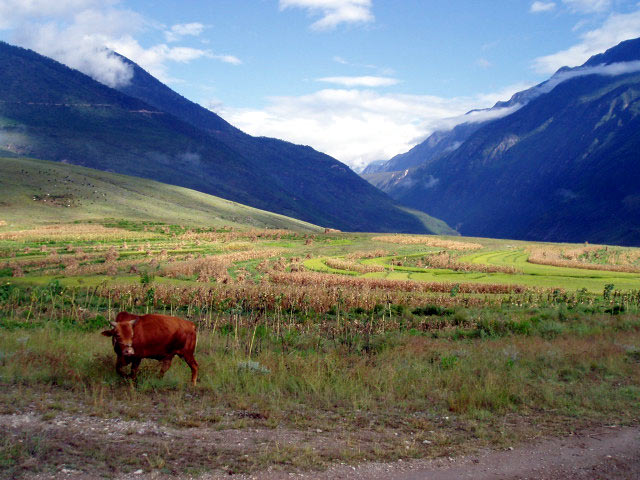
[132, 314, 197, 359]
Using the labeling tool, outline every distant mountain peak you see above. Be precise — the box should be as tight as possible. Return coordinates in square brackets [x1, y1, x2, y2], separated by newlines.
[369, 36, 640, 245]
[584, 37, 640, 67]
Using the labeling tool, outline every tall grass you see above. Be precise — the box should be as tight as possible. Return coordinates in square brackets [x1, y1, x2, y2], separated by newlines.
[1, 321, 638, 422]
[0, 224, 160, 242]
[373, 235, 483, 250]
[528, 246, 640, 273]
[396, 251, 520, 274]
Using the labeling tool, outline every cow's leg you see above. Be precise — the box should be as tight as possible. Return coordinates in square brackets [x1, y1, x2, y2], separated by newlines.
[129, 358, 142, 381]
[159, 355, 173, 378]
[115, 355, 128, 378]
[181, 353, 199, 386]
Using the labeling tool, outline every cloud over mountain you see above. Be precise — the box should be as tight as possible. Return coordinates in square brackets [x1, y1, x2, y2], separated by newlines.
[534, 9, 640, 73]
[0, 0, 239, 87]
[214, 84, 528, 171]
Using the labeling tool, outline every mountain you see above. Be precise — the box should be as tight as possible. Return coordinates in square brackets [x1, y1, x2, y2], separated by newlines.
[0, 41, 446, 234]
[363, 122, 483, 176]
[0, 156, 322, 231]
[361, 79, 549, 179]
[360, 93, 535, 192]
[372, 38, 640, 246]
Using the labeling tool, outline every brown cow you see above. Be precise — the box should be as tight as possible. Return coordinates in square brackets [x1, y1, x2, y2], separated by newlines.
[101, 312, 198, 385]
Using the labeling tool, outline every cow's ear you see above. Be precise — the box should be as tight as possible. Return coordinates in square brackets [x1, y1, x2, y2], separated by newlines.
[101, 329, 115, 337]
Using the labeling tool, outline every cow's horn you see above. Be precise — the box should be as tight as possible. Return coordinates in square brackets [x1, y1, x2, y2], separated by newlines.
[110, 320, 117, 327]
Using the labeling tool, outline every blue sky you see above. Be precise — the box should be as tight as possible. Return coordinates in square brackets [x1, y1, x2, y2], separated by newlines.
[2, 0, 640, 169]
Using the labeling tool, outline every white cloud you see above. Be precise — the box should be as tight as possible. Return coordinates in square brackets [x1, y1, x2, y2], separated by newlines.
[562, 0, 612, 13]
[279, 0, 374, 30]
[2, 3, 239, 87]
[212, 54, 242, 65]
[534, 60, 640, 94]
[164, 22, 205, 42]
[530, 2, 557, 13]
[0, 0, 112, 28]
[12, 7, 144, 87]
[212, 85, 526, 171]
[317, 76, 398, 87]
[475, 58, 492, 68]
[474, 82, 536, 105]
[533, 10, 640, 73]
[105, 37, 218, 81]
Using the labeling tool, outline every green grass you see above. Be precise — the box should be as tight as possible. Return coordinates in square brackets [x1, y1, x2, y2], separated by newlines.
[302, 258, 360, 276]
[396, 206, 458, 236]
[0, 157, 322, 232]
[460, 250, 640, 292]
[301, 247, 640, 293]
[0, 310, 639, 476]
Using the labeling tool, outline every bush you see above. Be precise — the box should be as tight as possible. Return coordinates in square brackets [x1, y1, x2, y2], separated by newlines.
[411, 305, 454, 316]
[604, 304, 625, 315]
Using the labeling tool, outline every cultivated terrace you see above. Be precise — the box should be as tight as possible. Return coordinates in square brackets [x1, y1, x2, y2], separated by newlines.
[0, 221, 639, 478]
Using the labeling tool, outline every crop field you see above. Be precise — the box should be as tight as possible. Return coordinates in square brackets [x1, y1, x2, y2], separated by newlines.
[1, 222, 639, 478]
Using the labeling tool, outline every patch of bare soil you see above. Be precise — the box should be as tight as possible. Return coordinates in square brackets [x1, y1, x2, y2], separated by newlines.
[3, 410, 638, 480]
[232, 425, 639, 480]
[2, 410, 399, 479]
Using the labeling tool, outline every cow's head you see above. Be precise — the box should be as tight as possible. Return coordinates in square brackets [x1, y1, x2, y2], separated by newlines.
[101, 314, 138, 356]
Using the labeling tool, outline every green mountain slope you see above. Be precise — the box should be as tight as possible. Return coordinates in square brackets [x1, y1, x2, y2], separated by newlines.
[0, 156, 322, 231]
[0, 41, 439, 234]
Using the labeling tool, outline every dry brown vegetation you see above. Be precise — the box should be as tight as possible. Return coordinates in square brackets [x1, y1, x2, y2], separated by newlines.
[324, 258, 386, 273]
[97, 278, 491, 316]
[269, 271, 528, 295]
[159, 249, 284, 283]
[180, 228, 291, 243]
[373, 235, 482, 250]
[528, 245, 640, 273]
[0, 224, 158, 241]
[345, 249, 389, 260]
[405, 251, 521, 274]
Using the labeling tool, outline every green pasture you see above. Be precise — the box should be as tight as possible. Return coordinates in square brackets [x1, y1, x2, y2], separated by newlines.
[0, 156, 321, 232]
[303, 247, 640, 293]
[4, 274, 199, 289]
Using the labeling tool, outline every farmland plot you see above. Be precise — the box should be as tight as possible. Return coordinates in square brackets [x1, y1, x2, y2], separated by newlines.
[0, 225, 639, 478]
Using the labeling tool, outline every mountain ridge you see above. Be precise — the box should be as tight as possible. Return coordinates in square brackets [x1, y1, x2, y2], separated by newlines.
[0, 41, 448, 235]
[372, 37, 640, 245]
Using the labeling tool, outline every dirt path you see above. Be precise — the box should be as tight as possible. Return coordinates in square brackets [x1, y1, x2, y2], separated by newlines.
[4, 411, 638, 480]
[250, 425, 638, 480]
[192, 425, 640, 480]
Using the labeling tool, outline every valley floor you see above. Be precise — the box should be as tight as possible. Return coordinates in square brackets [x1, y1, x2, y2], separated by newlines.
[1, 223, 639, 478]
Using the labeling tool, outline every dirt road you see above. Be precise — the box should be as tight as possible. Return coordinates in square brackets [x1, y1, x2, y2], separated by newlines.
[222, 425, 640, 480]
[6, 412, 638, 480]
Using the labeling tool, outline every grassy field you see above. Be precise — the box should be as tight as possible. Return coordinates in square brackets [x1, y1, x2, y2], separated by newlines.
[0, 157, 322, 231]
[0, 219, 639, 477]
